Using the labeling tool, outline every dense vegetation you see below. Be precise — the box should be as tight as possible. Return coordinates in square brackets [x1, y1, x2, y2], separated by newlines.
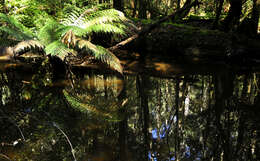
[0, 0, 260, 161]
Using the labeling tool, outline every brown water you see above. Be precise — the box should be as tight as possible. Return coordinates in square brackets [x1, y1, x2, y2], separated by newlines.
[0, 63, 259, 161]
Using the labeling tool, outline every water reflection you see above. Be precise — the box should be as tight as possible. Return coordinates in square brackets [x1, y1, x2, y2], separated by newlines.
[0, 64, 259, 161]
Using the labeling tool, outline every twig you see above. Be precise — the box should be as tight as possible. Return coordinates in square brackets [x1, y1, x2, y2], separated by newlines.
[0, 153, 12, 161]
[52, 122, 77, 161]
[0, 116, 25, 141]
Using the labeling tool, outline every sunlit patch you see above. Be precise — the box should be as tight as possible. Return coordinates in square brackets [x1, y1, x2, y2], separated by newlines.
[154, 62, 173, 73]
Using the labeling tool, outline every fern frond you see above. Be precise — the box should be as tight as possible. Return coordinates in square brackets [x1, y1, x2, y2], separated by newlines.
[85, 23, 126, 35]
[38, 20, 62, 45]
[86, 9, 127, 25]
[76, 39, 123, 73]
[45, 40, 76, 60]
[13, 40, 44, 56]
[0, 13, 33, 40]
[62, 8, 127, 35]
[0, 26, 31, 41]
[62, 8, 86, 28]
[57, 25, 87, 38]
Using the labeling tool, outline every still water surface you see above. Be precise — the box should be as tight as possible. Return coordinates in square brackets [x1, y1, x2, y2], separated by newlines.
[0, 63, 259, 161]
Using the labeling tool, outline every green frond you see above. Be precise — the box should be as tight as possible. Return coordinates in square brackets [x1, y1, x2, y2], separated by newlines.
[57, 25, 87, 38]
[0, 26, 30, 41]
[85, 23, 126, 35]
[38, 20, 63, 45]
[45, 40, 76, 60]
[85, 9, 127, 25]
[0, 13, 33, 40]
[61, 8, 127, 36]
[13, 40, 44, 56]
[62, 8, 86, 27]
[76, 39, 123, 74]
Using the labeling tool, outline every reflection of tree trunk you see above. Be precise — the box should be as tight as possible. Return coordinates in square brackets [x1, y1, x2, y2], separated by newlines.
[213, 70, 235, 161]
[175, 77, 180, 161]
[256, 129, 260, 160]
[93, 130, 99, 150]
[235, 74, 248, 160]
[118, 79, 127, 161]
[137, 74, 150, 161]
[235, 112, 245, 160]
[213, 73, 225, 161]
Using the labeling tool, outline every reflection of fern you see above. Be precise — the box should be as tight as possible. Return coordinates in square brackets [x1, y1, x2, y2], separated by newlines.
[63, 89, 122, 121]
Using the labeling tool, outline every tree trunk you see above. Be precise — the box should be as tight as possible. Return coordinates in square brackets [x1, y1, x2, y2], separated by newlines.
[213, 0, 224, 29]
[223, 0, 243, 31]
[177, 0, 181, 9]
[251, 0, 260, 34]
[113, 0, 124, 12]
[138, 0, 147, 18]
[132, 0, 138, 17]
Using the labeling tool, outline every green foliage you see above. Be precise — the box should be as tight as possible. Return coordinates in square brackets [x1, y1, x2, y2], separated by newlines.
[0, 13, 34, 41]
[0, 5, 129, 73]
[61, 8, 127, 36]
[63, 89, 123, 121]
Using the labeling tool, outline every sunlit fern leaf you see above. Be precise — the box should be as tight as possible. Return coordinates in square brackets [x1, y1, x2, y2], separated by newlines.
[13, 40, 45, 56]
[57, 25, 87, 38]
[76, 39, 123, 74]
[45, 40, 76, 60]
[38, 20, 62, 45]
[85, 23, 126, 35]
[0, 13, 33, 41]
[84, 9, 127, 26]
[62, 8, 127, 35]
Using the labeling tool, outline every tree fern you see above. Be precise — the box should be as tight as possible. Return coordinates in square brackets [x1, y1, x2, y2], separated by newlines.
[61, 7, 127, 36]
[37, 19, 62, 45]
[0, 13, 34, 41]
[13, 40, 44, 56]
[45, 40, 76, 59]
[75, 39, 123, 74]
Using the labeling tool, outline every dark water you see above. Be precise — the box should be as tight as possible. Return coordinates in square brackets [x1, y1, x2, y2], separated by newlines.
[0, 62, 259, 161]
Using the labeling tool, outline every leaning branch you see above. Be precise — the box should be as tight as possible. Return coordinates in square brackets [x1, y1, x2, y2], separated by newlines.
[109, 0, 201, 51]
